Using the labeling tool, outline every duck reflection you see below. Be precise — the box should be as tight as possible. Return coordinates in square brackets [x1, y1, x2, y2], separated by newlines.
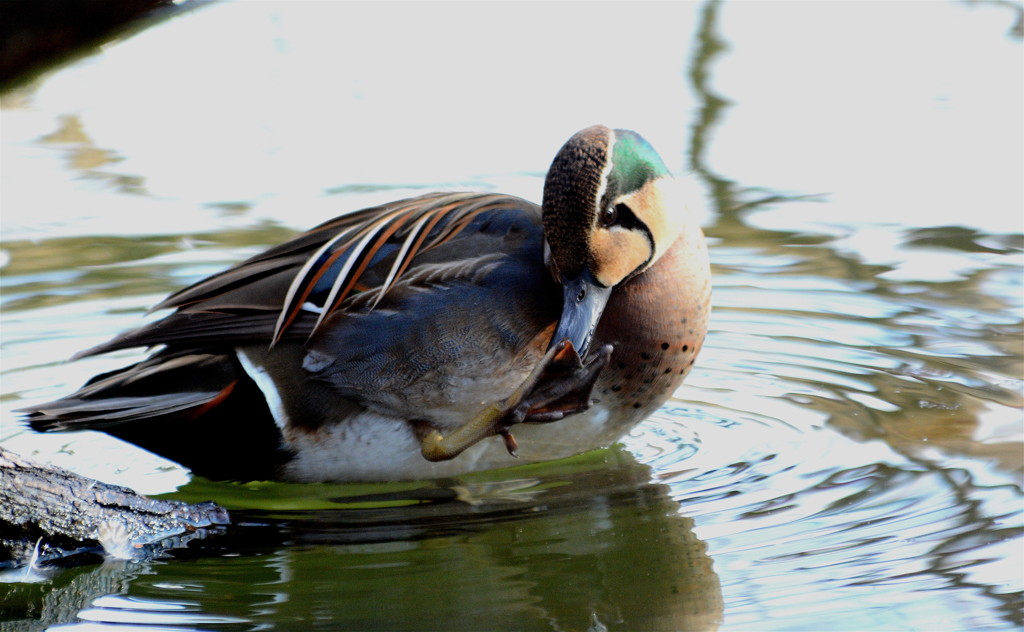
[4, 448, 722, 631]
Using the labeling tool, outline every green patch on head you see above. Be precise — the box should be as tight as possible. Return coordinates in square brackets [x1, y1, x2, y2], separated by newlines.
[610, 129, 670, 195]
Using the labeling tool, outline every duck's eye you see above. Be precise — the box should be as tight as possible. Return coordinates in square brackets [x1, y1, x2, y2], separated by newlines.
[599, 205, 617, 227]
[600, 203, 632, 228]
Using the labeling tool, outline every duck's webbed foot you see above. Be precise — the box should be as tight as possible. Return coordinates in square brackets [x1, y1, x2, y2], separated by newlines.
[515, 341, 613, 424]
[416, 340, 613, 462]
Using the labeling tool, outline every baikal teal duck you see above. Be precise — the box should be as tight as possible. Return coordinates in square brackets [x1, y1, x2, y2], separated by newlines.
[23, 126, 711, 482]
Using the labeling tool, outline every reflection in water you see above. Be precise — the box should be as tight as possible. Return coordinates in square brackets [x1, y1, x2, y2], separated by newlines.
[40, 115, 120, 171]
[633, 403, 1023, 629]
[1, 561, 146, 629]
[0, 0, 1021, 630]
[4, 453, 723, 631]
[687, 0, 817, 219]
[670, 1, 1023, 627]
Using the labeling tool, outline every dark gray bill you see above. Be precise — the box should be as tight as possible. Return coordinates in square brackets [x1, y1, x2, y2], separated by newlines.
[550, 267, 613, 358]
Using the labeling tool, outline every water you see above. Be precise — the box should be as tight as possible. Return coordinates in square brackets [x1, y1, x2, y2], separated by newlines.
[1, 1, 1021, 630]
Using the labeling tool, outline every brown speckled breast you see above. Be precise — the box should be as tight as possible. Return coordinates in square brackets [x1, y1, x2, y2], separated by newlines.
[592, 220, 711, 429]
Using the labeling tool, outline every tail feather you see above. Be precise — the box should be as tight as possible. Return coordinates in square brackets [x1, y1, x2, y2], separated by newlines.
[26, 391, 221, 429]
[20, 350, 291, 481]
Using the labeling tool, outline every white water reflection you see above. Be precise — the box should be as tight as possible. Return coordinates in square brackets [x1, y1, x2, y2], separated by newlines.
[714, 1, 1022, 234]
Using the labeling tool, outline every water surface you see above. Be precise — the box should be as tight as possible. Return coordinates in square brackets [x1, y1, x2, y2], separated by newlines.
[1, 2, 1021, 630]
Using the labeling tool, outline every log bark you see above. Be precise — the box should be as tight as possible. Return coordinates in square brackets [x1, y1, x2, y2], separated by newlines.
[0, 447, 228, 567]
[0, 0, 194, 88]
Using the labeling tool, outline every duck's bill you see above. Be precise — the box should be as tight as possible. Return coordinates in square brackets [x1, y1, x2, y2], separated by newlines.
[551, 268, 612, 358]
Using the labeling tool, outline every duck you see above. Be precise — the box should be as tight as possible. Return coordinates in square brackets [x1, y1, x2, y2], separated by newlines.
[22, 125, 711, 482]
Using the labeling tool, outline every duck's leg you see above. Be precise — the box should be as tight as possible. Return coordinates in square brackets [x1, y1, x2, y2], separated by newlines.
[416, 341, 612, 462]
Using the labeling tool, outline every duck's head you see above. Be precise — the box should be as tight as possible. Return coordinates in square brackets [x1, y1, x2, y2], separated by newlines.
[542, 125, 684, 356]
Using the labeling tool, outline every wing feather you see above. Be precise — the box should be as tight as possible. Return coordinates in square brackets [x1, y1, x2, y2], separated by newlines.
[272, 224, 361, 345]
[77, 192, 540, 357]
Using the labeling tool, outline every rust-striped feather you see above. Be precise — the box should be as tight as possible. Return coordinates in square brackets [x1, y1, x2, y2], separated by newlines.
[72, 192, 535, 358]
[270, 192, 515, 344]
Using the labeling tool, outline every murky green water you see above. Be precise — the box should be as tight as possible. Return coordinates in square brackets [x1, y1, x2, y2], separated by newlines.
[2, 1, 1021, 630]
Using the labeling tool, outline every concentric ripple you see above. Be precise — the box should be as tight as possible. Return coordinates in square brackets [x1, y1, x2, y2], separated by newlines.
[620, 231, 1023, 630]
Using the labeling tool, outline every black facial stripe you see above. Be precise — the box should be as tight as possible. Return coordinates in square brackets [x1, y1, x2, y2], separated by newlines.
[612, 202, 643, 231]
[597, 200, 655, 278]
[633, 220, 656, 274]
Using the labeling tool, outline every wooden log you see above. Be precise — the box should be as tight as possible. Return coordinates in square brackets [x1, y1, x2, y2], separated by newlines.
[0, 447, 228, 567]
[0, 0, 193, 88]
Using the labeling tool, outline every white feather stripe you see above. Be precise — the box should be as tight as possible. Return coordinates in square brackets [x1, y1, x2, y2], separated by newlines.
[310, 211, 401, 335]
[594, 127, 617, 217]
[370, 211, 436, 309]
[236, 350, 290, 431]
[271, 224, 358, 344]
